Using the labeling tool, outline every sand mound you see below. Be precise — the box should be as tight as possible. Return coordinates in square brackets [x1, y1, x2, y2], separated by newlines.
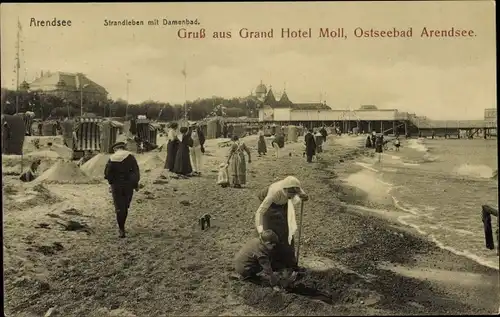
[2, 155, 57, 175]
[138, 153, 165, 170]
[4, 183, 61, 211]
[35, 160, 97, 184]
[25, 150, 61, 159]
[47, 144, 73, 159]
[23, 136, 64, 154]
[81, 153, 111, 179]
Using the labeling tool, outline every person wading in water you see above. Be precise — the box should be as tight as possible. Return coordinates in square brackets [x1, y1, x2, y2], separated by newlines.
[254, 176, 309, 271]
[104, 136, 140, 238]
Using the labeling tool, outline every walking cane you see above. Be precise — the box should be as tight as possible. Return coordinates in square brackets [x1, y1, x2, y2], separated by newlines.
[295, 200, 305, 267]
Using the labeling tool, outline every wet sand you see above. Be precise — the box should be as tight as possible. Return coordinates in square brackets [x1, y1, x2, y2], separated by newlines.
[2, 135, 499, 316]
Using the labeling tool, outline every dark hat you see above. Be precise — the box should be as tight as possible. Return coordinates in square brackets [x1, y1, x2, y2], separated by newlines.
[112, 142, 126, 150]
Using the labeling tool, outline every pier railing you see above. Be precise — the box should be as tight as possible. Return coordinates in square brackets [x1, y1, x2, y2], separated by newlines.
[481, 205, 499, 256]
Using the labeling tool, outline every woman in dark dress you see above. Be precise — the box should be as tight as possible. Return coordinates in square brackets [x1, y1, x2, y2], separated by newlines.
[165, 122, 179, 171]
[172, 126, 193, 176]
[365, 135, 372, 148]
[254, 176, 309, 271]
[257, 127, 267, 156]
[375, 134, 384, 162]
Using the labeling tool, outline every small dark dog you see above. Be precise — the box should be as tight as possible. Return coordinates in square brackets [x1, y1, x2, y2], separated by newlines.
[199, 214, 212, 230]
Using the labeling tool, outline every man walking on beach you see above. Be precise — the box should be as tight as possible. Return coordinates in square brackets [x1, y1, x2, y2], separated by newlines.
[375, 134, 384, 163]
[304, 129, 316, 163]
[319, 125, 328, 143]
[104, 136, 140, 238]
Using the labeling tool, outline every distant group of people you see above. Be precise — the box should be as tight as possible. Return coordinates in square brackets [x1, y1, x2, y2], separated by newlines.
[303, 126, 328, 163]
[164, 122, 206, 177]
[365, 131, 401, 162]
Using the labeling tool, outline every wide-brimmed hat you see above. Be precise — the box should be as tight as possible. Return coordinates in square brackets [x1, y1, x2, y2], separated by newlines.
[281, 176, 302, 189]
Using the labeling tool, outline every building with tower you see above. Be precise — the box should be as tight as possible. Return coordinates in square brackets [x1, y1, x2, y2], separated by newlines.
[250, 81, 493, 137]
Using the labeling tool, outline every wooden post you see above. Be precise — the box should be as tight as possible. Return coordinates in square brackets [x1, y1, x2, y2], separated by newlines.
[404, 121, 408, 136]
[380, 121, 383, 134]
[368, 121, 372, 133]
[481, 205, 499, 256]
[393, 121, 396, 135]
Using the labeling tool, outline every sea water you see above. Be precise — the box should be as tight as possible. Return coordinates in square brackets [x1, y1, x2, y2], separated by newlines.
[358, 138, 499, 270]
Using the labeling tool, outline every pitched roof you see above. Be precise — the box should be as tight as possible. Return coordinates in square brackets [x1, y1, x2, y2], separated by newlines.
[29, 72, 108, 94]
[291, 103, 331, 110]
[278, 91, 293, 107]
[263, 88, 277, 105]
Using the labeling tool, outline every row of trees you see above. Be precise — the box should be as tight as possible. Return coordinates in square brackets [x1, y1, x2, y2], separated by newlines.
[0, 88, 260, 121]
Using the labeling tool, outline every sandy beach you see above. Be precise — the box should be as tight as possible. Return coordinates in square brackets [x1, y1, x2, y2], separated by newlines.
[3, 135, 499, 316]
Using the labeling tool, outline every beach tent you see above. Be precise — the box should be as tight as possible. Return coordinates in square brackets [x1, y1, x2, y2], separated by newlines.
[135, 118, 160, 146]
[42, 120, 59, 136]
[61, 120, 76, 148]
[100, 120, 125, 153]
[1, 114, 26, 155]
[15, 112, 35, 136]
[287, 125, 298, 142]
[62, 117, 103, 159]
[148, 123, 161, 146]
[74, 117, 103, 152]
[231, 123, 247, 138]
[297, 125, 305, 137]
[206, 118, 222, 139]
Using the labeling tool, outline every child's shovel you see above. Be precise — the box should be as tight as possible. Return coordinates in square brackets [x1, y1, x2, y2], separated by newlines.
[295, 200, 305, 267]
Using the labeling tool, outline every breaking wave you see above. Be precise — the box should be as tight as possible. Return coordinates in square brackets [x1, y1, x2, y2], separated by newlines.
[407, 139, 429, 153]
[454, 164, 496, 179]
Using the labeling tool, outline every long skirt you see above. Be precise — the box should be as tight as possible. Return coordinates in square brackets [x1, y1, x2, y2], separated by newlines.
[172, 145, 193, 175]
[257, 135, 267, 154]
[165, 139, 179, 171]
[229, 152, 247, 185]
[262, 202, 297, 270]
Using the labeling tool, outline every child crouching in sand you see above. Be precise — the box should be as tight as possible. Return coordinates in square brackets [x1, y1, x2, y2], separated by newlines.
[233, 230, 280, 285]
[19, 159, 41, 182]
[217, 163, 229, 188]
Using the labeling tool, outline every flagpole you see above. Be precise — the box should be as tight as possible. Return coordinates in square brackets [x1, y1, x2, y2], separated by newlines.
[125, 75, 130, 118]
[183, 62, 187, 121]
[15, 18, 21, 114]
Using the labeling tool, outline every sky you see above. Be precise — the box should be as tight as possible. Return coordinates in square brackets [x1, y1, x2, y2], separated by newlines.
[1, 1, 496, 120]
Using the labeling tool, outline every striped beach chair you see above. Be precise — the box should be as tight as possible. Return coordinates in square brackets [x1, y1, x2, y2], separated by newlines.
[134, 119, 159, 152]
[70, 117, 103, 159]
[100, 120, 124, 153]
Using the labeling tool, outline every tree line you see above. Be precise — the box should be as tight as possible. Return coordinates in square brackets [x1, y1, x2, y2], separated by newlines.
[0, 88, 260, 121]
